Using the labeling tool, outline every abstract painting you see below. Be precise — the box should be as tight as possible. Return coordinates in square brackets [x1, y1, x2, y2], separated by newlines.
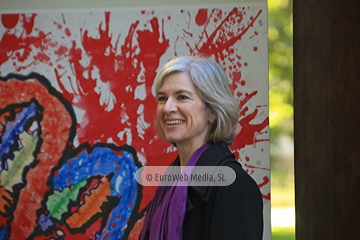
[0, 4, 269, 239]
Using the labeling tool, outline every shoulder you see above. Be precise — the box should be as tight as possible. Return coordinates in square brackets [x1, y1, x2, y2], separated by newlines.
[202, 143, 262, 205]
[198, 143, 260, 191]
[188, 143, 264, 239]
[196, 143, 234, 167]
[218, 159, 262, 202]
[191, 143, 261, 201]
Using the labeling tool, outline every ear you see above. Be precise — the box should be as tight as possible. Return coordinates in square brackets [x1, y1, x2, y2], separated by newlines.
[204, 102, 216, 123]
[208, 111, 216, 123]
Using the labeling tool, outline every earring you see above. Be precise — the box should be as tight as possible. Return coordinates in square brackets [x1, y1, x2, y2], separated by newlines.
[209, 118, 215, 123]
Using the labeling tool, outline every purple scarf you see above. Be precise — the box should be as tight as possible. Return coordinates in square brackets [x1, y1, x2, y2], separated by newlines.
[139, 143, 211, 240]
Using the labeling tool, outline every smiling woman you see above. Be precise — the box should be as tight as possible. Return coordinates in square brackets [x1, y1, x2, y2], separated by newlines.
[140, 56, 264, 240]
[156, 72, 211, 165]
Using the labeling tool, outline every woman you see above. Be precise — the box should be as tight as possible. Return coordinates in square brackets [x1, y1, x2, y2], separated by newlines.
[140, 56, 263, 240]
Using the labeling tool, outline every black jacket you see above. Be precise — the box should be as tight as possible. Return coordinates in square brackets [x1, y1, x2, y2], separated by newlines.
[182, 143, 264, 240]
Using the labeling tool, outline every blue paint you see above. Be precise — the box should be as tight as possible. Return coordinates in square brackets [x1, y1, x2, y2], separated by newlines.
[38, 213, 54, 231]
[0, 102, 38, 171]
[0, 226, 8, 239]
[51, 147, 138, 239]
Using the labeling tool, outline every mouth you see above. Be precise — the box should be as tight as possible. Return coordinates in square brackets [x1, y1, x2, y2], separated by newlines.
[165, 120, 185, 125]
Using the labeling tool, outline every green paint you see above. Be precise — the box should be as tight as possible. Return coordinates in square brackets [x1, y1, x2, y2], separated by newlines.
[1, 131, 39, 189]
[46, 178, 87, 220]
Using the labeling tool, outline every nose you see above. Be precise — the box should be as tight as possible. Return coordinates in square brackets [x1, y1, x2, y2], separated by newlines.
[163, 98, 177, 113]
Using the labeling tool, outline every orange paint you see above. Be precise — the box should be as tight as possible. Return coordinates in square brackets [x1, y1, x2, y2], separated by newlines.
[66, 176, 111, 228]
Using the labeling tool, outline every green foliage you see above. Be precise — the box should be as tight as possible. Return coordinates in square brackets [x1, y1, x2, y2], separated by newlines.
[268, 2, 295, 238]
[272, 227, 295, 240]
[268, 0, 293, 139]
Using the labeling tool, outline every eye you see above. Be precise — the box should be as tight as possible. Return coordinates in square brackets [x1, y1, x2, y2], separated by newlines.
[178, 95, 189, 100]
[157, 96, 167, 102]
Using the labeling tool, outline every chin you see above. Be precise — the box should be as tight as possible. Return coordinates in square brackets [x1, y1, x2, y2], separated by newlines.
[164, 135, 180, 144]
[164, 137, 178, 143]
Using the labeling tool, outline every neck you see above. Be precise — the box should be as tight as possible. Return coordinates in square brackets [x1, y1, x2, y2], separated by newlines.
[176, 141, 205, 168]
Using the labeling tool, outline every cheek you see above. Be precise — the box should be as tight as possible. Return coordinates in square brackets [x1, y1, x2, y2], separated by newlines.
[154, 110, 166, 139]
[190, 103, 209, 123]
[156, 106, 165, 134]
[156, 105, 163, 121]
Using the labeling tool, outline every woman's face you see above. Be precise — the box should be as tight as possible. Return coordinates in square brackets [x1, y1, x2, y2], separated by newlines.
[156, 72, 211, 148]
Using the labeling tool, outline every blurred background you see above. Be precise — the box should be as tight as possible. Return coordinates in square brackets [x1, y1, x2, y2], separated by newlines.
[268, 0, 294, 239]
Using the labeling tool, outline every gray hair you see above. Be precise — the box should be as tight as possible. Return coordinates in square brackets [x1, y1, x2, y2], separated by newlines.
[154, 56, 239, 146]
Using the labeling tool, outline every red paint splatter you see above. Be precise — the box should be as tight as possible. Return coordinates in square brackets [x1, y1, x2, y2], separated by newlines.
[232, 71, 241, 82]
[65, 28, 71, 36]
[253, 46, 258, 51]
[183, 29, 193, 37]
[42, 37, 57, 48]
[262, 193, 270, 200]
[34, 52, 50, 63]
[0, 30, 48, 66]
[244, 62, 248, 66]
[53, 12, 172, 211]
[255, 138, 270, 145]
[62, 13, 66, 24]
[195, 9, 208, 26]
[240, 106, 248, 117]
[258, 176, 270, 189]
[240, 80, 246, 86]
[1, 14, 20, 29]
[54, 45, 68, 56]
[245, 164, 270, 172]
[187, 8, 262, 63]
[240, 91, 257, 108]
[233, 109, 269, 150]
[21, 13, 37, 35]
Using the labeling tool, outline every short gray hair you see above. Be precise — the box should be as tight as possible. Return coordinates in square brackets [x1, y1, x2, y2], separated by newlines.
[154, 56, 239, 146]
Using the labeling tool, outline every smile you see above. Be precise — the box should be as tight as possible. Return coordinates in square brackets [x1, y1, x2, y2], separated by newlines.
[165, 120, 185, 125]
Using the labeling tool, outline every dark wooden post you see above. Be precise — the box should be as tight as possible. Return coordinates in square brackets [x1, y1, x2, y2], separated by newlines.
[294, 0, 360, 239]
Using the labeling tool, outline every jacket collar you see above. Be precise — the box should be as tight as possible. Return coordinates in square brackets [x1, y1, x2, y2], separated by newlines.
[188, 143, 235, 202]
